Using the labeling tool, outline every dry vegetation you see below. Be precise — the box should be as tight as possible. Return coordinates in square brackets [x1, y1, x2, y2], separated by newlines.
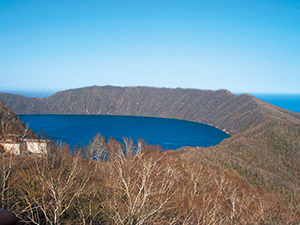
[1, 86, 300, 224]
[0, 101, 36, 140]
[2, 135, 299, 225]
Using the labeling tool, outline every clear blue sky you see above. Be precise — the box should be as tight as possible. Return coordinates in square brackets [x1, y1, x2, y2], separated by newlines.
[1, 0, 300, 93]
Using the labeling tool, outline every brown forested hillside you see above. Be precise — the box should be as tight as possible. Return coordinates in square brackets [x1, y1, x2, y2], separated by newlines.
[0, 101, 36, 139]
[1, 86, 300, 135]
[1, 136, 299, 224]
[1, 86, 300, 224]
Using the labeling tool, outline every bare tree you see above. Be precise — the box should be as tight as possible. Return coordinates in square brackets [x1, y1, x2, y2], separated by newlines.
[16, 143, 89, 225]
[74, 182, 104, 225]
[86, 133, 107, 161]
[0, 151, 13, 210]
[102, 140, 181, 225]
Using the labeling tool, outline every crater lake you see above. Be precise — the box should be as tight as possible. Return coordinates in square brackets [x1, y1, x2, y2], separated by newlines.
[18, 115, 230, 150]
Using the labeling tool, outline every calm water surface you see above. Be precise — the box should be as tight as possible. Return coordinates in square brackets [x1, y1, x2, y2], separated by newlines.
[251, 93, 300, 113]
[19, 115, 230, 150]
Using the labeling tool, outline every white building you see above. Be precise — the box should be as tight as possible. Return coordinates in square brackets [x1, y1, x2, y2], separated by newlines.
[0, 138, 49, 155]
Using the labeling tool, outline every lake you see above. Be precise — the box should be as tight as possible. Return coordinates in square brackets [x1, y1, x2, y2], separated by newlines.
[18, 94, 300, 150]
[18, 115, 230, 150]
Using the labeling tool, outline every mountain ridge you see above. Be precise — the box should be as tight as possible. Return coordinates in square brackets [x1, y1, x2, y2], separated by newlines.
[1, 85, 300, 136]
[1, 85, 300, 214]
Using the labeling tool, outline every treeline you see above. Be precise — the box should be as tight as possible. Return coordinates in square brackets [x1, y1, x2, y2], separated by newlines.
[1, 134, 299, 224]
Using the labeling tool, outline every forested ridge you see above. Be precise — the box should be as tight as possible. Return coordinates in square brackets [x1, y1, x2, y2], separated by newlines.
[1, 86, 300, 224]
[1, 85, 300, 135]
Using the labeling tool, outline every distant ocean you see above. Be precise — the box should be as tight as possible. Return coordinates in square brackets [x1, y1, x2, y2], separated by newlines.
[251, 93, 300, 113]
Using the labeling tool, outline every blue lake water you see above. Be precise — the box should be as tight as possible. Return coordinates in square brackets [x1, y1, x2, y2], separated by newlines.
[18, 115, 230, 150]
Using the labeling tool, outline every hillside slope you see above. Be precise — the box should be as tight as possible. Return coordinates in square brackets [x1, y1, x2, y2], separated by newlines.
[1, 86, 300, 219]
[1, 86, 300, 136]
[0, 101, 36, 139]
